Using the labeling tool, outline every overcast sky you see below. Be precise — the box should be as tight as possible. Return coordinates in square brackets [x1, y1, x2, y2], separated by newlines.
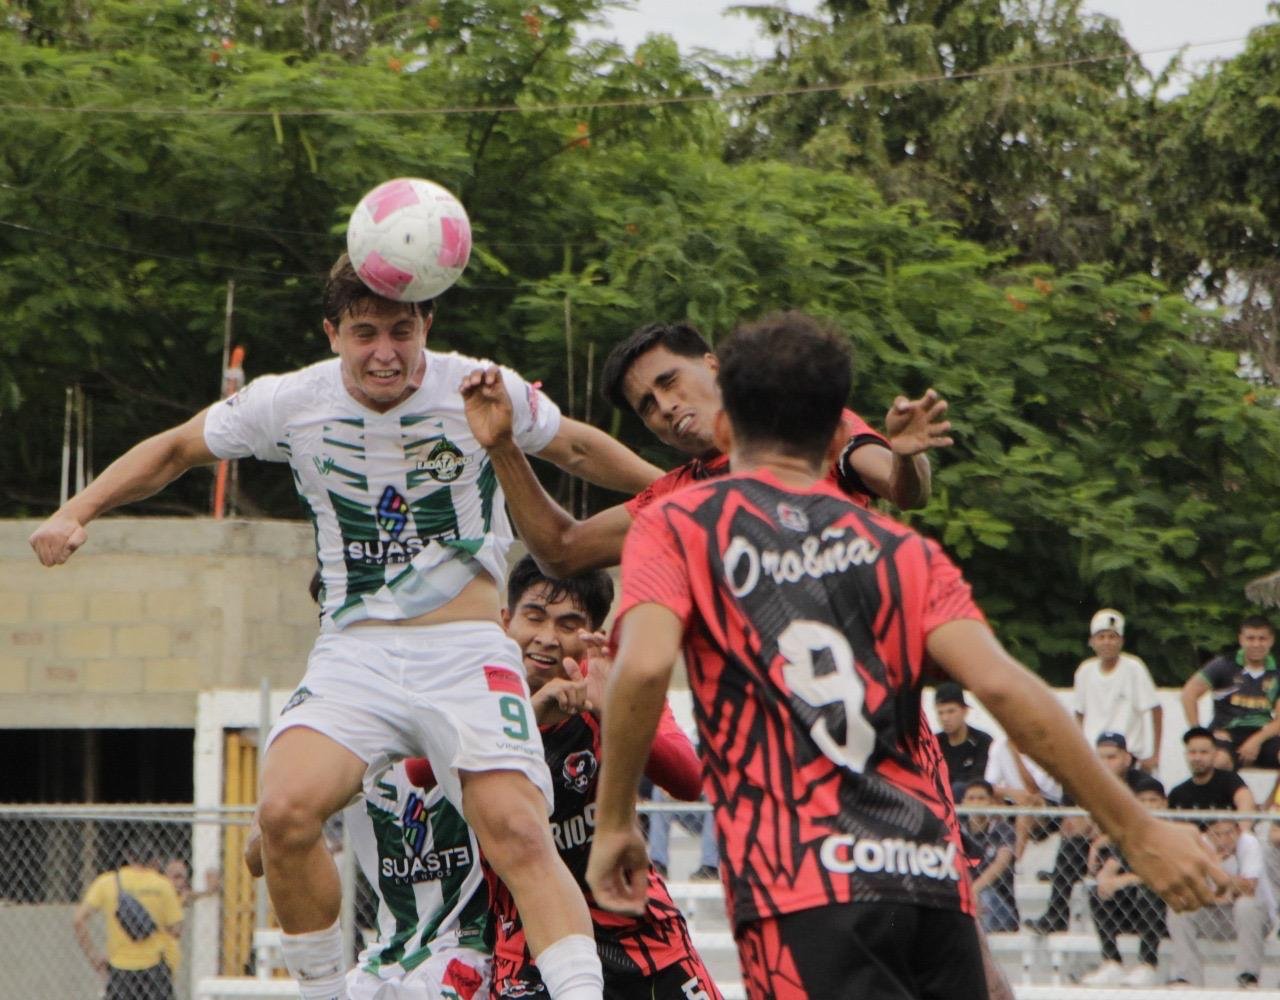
[587, 1, 1275, 80]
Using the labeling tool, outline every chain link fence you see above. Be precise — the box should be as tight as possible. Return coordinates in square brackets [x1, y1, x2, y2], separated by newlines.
[2, 803, 1278, 999]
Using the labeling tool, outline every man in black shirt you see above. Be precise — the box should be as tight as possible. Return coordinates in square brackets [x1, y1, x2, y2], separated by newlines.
[1026, 732, 1147, 934]
[1168, 727, 1257, 824]
[934, 682, 994, 801]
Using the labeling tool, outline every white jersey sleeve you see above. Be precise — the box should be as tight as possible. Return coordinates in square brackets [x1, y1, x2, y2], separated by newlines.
[203, 374, 290, 462]
[501, 366, 561, 454]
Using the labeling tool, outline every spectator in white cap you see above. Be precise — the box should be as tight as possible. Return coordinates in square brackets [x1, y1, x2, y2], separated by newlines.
[1072, 609, 1163, 773]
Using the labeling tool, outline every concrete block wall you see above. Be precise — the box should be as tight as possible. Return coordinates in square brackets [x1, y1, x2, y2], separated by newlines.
[0, 519, 319, 728]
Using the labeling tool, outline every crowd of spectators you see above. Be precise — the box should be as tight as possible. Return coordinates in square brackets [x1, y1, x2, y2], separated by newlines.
[938, 609, 1279, 989]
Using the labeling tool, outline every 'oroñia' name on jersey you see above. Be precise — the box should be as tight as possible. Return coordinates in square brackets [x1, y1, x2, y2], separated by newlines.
[203, 351, 560, 630]
[616, 470, 984, 929]
[346, 761, 489, 982]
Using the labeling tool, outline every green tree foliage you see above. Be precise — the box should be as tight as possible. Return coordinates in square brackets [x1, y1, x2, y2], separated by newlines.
[1, 0, 1277, 681]
[727, 1, 1160, 271]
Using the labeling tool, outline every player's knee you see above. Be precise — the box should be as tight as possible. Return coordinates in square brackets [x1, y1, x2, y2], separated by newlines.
[257, 790, 326, 856]
[471, 803, 556, 879]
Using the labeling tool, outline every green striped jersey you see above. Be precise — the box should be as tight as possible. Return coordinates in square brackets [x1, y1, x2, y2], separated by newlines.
[204, 351, 560, 630]
[347, 762, 489, 978]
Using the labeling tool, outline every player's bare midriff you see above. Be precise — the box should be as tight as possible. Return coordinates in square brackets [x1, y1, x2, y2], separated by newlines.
[346, 573, 502, 629]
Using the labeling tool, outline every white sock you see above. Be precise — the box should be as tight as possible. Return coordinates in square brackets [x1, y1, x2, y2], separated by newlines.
[279, 920, 348, 1000]
[534, 933, 603, 1000]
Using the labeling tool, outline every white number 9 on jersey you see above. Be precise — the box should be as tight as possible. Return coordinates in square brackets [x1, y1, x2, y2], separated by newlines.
[779, 620, 877, 773]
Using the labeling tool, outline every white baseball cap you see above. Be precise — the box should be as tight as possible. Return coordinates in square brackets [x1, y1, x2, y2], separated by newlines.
[1090, 609, 1125, 637]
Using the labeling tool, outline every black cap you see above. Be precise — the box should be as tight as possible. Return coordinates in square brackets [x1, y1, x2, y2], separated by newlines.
[934, 682, 968, 707]
[1095, 731, 1127, 750]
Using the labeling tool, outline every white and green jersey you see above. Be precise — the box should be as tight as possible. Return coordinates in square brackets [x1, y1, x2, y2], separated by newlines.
[347, 761, 489, 979]
[204, 350, 560, 630]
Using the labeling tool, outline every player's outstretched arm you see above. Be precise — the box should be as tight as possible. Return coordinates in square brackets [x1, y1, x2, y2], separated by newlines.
[927, 618, 1228, 912]
[849, 389, 952, 509]
[29, 409, 218, 566]
[461, 366, 642, 576]
[540, 417, 662, 495]
[587, 602, 683, 916]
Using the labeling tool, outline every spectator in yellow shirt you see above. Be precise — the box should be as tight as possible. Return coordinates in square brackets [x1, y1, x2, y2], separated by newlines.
[73, 840, 184, 1000]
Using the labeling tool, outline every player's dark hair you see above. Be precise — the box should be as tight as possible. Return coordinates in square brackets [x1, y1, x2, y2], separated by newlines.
[962, 779, 994, 797]
[717, 311, 851, 465]
[505, 555, 614, 632]
[323, 253, 434, 326]
[1240, 614, 1274, 634]
[1182, 726, 1216, 746]
[1131, 774, 1166, 799]
[601, 321, 712, 411]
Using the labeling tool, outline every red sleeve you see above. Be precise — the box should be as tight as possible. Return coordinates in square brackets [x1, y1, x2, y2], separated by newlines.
[828, 407, 888, 505]
[643, 703, 702, 801]
[921, 538, 986, 634]
[614, 502, 693, 625]
[403, 757, 437, 789]
[625, 465, 686, 517]
[839, 407, 888, 449]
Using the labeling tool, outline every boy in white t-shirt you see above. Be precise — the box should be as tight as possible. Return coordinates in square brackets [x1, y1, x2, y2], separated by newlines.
[1073, 609, 1163, 772]
[1168, 819, 1276, 988]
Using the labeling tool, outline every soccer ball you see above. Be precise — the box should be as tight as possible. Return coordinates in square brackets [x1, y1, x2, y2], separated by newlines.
[346, 177, 472, 302]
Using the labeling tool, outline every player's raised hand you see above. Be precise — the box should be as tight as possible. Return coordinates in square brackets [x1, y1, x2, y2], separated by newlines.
[577, 630, 612, 715]
[459, 366, 514, 449]
[586, 824, 650, 917]
[884, 388, 953, 456]
[530, 671, 590, 726]
[29, 512, 88, 566]
[1120, 816, 1231, 912]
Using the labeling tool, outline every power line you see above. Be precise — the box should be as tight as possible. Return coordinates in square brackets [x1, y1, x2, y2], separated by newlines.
[0, 217, 523, 290]
[0, 181, 604, 247]
[0, 36, 1252, 119]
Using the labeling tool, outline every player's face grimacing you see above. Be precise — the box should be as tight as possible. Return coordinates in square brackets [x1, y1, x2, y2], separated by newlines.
[324, 299, 429, 411]
[502, 583, 593, 694]
[621, 345, 722, 456]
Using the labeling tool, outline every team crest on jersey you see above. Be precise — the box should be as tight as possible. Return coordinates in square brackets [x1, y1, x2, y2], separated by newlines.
[776, 502, 809, 532]
[280, 686, 314, 714]
[561, 749, 597, 792]
[496, 977, 547, 998]
[415, 437, 466, 482]
[376, 485, 410, 537]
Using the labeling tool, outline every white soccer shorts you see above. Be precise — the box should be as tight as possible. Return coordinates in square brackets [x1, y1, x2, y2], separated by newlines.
[268, 620, 553, 813]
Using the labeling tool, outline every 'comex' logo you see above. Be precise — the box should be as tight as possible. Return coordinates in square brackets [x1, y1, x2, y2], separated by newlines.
[819, 835, 960, 882]
[377, 485, 409, 537]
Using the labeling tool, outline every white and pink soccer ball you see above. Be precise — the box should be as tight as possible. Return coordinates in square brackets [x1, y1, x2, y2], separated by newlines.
[346, 177, 472, 302]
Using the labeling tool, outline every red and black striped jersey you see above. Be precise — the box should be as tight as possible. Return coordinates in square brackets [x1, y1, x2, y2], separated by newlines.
[625, 408, 887, 518]
[489, 706, 704, 983]
[616, 469, 984, 930]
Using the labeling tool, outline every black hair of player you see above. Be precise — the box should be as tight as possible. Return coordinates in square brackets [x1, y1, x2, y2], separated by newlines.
[1130, 774, 1166, 799]
[1182, 726, 1216, 745]
[505, 554, 614, 632]
[963, 779, 995, 797]
[717, 311, 852, 466]
[323, 253, 435, 327]
[601, 321, 712, 411]
[1240, 614, 1274, 634]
